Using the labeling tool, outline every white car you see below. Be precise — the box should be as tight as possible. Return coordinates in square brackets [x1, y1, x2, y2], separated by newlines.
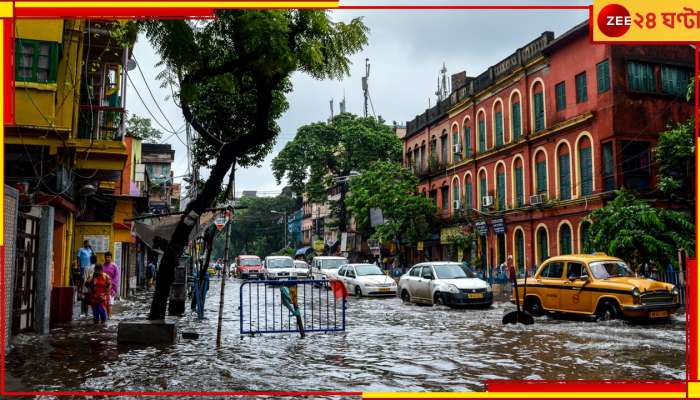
[398, 262, 493, 308]
[293, 260, 311, 278]
[337, 264, 397, 297]
[264, 256, 296, 279]
[310, 256, 349, 282]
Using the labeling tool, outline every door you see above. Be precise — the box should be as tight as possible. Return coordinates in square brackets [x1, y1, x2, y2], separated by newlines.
[537, 261, 565, 309]
[560, 262, 593, 313]
[13, 213, 40, 335]
[415, 266, 434, 301]
[345, 267, 358, 293]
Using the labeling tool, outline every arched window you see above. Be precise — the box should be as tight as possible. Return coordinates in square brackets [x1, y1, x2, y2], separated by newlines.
[580, 221, 592, 253]
[532, 80, 545, 133]
[559, 223, 572, 255]
[578, 136, 593, 196]
[513, 157, 525, 207]
[465, 174, 473, 210]
[413, 145, 420, 173]
[510, 91, 522, 141]
[534, 149, 548, 197]
[514, 229, 525, 274]
[420, 141, 426, 172]
[440, 130, 448, 164]
[496, 163, 506, 210]
[557, 143, 571, 200]
[537, 226, 549, 264]
[478, 169, 488, 212]
[463, 119, 472, 158]
[477, 110, 486, 153]
[494, 100, 504, 147]
[452, 177, 461, 213]
[452, 125, 461, 162]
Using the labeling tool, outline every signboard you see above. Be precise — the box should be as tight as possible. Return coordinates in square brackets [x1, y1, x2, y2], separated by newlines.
[369, 208, 384, 227]
[85, 235, 109, 253]
[340, 232, 348, 252]
[214, 214, 226, 231]
[417, 241, 424, 251]
[313, 240, 325, 252]
[475, 221, 488, 236]
[492, 218, 506, 234]
[113, 242, 123, 268]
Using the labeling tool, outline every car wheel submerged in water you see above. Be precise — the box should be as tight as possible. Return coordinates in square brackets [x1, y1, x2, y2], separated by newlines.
[433, 292, 445, 306]
[596, 300, 620, 321]
[355, 285, 363, 297]
[401, 290, 411, 303]
[524, 296, 544, 316]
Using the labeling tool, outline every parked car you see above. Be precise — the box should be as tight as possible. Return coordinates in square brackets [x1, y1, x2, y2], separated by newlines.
[293, 260, 311, 278]
[234, 255, 264, 279]
[264, 256, 296, 280]
[398, 262, 493, 308]
[337, 263, 397, 297]
[311, 256, 349, 282]
[513, 254, 680, 321]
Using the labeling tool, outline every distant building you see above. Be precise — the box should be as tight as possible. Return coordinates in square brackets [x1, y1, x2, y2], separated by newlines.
[170, 183, 181, 212]
[141, 143, 175, 214]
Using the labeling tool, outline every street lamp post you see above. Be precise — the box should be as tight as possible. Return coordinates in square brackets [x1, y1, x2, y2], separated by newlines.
[271, 210, 288, 249]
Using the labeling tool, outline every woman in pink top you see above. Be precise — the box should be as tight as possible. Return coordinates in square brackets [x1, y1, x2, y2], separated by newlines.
[101, 251, 120, 317]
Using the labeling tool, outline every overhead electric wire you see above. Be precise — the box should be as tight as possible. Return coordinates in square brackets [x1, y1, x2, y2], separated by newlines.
[134, 56, 180, 135]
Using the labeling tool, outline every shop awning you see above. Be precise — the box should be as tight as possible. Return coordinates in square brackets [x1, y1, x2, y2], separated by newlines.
[295, 246, 312, 256]
[132, 210, 218, 250]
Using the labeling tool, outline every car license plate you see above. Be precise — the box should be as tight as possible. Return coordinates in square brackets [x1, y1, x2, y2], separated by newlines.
[467, 293, 484, 299]
[379, 287, 391, 292]
[650, 310, 668, 318]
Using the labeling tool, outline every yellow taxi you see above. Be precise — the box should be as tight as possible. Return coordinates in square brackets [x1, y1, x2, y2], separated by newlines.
[513, 254, 680, 321]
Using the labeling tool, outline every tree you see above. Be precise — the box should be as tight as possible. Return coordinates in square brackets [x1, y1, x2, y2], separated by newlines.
[586, 188, 694, 271]
[125, 113, 164, 143]
[346, 161, 436, 264]
[272, 113, 401, 232]
[140, 11, 368, 319]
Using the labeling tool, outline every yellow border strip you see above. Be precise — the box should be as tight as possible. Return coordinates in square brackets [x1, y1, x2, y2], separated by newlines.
[363, 392, 687, 399]
[15, 1, 338, 8]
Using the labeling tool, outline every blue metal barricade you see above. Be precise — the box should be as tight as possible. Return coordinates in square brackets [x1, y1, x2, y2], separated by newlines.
[239, 280, 346, 335]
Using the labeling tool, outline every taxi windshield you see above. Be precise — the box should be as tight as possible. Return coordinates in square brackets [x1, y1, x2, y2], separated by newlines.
[589, 261, 634, 279]
[240, 258, 260, 266]
[267, 258, 293, 269]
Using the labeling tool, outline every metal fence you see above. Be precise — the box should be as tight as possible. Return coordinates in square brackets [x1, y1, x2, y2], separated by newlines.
[239, 280, 346, 335]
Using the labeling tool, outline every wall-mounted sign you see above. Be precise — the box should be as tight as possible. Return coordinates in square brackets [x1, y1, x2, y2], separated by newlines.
[492, 218, 506, 234]
[475, 222, 488, 236]
[84, 235, 109, 253]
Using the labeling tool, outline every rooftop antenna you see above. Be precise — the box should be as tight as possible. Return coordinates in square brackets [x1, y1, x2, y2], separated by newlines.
[362, 58, 370, 118]
[329, 98, 334, 121]
[339, 90, 346, 114]
[441, 62, 448, 99]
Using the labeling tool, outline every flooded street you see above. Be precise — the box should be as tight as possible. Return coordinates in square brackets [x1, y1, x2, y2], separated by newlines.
[6, 278, 685, 393]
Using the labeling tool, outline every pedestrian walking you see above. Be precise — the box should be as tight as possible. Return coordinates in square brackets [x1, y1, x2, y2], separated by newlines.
[86, 263, 111, 324]
[76, 240, 95, 276]
[146, 259, 156, 289]
[81, 254, 97, 317]
[101, 251, 120, 318]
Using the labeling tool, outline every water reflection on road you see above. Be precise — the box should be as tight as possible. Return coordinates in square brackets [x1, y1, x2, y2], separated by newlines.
[6, 277, 685, 392]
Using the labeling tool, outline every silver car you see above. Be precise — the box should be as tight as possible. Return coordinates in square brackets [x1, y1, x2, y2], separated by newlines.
[337, 264, 397, 297]
[398, 262, 493, 308]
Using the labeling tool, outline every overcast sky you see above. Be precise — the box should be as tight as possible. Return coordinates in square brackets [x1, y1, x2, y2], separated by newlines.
[125, 2, 590, 198]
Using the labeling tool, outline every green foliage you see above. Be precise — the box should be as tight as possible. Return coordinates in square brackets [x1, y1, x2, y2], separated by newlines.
[587, 189, 694, 270]
[655, 119, 694, 204]
[346, 161, 436, 246]
[272, 247, 296, 257]
[125, 113, 163, 143]
[110, 20, 139, 49]
[445, 230, 475, 251]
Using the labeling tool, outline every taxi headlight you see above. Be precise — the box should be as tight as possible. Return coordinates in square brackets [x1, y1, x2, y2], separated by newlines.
[486, 285, 493, 293]
[672, 286, 679, 296]
[447, 284, 460, 294]
[632, 288, 640, 298]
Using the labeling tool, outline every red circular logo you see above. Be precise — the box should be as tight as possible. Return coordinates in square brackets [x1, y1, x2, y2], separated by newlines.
[597, 4, 631, 37]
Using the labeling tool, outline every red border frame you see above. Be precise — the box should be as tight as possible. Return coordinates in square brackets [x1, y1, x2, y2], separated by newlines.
[2, 1, 699, 397]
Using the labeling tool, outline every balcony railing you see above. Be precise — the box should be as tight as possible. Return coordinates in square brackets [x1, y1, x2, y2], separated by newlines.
[78, 105, 125, 141]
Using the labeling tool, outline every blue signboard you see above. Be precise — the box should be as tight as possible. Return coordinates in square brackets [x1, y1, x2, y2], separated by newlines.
[492, 218, 505, 234]
[475, 221, 488, 236]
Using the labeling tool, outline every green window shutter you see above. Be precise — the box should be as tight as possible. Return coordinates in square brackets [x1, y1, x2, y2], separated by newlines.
[602, 142, 614, 191]
[452, 132, 460, 161]
[559, 225, 571, 255]
[516, 231, 525, 271]
[576, 72, 588, 103]
[495, 111, 503, 146]
[515, 167, 524, 207]
[497, 172, 506, 210]
[627, 62, 638, 91]
[597, 59, 610, 93]
[558, 153, 571, 200]
[581, 222, 592, 253]
[479, 177, 487, 211]
[534, 92, 544, 132]
[464, 127, 471, 158]
[478, 120, 486, 152]
[538, 229, 549, 263]
[536, 161, 547, 195]
[512, 103, 521, 140]
[465, 182, 472, 209]
[579, 146, 593, 195]
[662, 66, 690, 96]
[555, 82, 566, 111]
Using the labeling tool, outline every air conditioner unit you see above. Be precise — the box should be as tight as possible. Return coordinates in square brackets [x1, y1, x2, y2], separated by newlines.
[453, 200, 461, 210]
[453, 144, 462, 154]
[530, 194, 546, 206]
[482, 196, 494, 208]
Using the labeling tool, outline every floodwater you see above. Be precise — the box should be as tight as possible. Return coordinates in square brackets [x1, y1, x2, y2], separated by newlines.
[6, 277, 685, 393]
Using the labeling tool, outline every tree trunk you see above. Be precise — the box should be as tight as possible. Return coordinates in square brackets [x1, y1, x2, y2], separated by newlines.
[149, 154, 235, 320]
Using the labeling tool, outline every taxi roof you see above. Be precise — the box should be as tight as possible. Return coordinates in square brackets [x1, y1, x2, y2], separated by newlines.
[544, 254, 623, 263]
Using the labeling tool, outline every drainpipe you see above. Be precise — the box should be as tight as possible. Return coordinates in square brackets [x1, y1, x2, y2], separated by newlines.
[64, 212, 74, 287]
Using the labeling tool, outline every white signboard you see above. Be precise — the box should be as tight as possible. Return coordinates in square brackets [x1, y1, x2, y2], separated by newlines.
[114, 242, 123, 268]
[369, 208, 384, 227]
[340, 232, 348, 252]
[85, 235, 109, 253]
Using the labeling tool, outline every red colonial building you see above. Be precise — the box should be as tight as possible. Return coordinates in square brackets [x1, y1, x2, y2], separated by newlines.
[402, 21, 694, 273]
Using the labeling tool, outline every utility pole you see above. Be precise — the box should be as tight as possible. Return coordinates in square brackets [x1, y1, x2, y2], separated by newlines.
[362, 58, 370, 118]
[216, 162, 235, 348]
